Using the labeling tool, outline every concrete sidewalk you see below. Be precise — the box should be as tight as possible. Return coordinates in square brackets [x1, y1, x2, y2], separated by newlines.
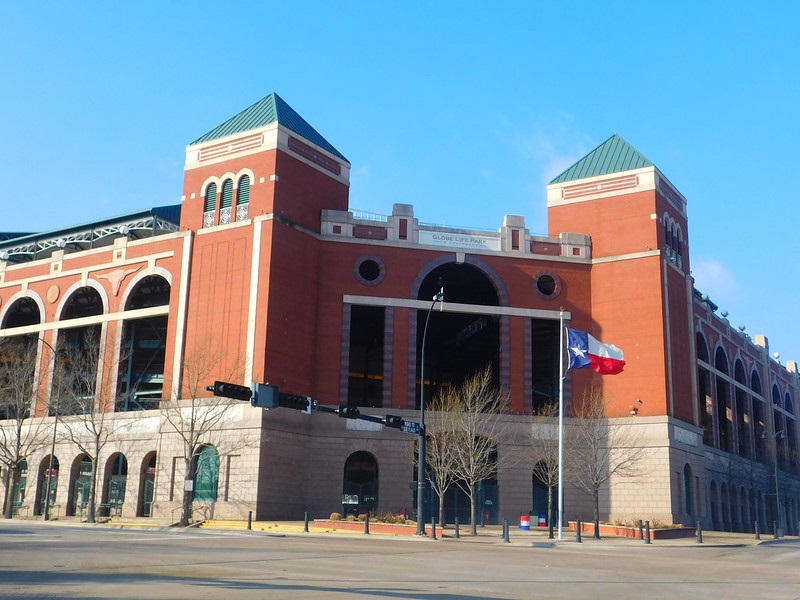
[10, 515, 798, 548]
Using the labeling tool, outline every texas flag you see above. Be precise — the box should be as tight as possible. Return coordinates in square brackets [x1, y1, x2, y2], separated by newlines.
[567, 328, 626, 375]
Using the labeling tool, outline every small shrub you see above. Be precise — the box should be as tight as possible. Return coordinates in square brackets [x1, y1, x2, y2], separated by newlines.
[329, 512, 342, 521]
[345, 514, 357, 522]
[357, 513, 366, 522]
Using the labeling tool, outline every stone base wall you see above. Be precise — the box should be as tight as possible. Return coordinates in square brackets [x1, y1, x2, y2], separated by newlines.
[5, 409, 800, 530]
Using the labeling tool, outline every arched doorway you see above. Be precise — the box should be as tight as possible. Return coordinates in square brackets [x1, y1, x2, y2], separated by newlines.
[683, 464, 693, 516]
[35, 456, 58, 517]
[4, 459, 28, 515]
[193, 445, 219, 502]
[138, 452, 157, 517]
[67, 454, 92, 517]
[709, 480, 719, 530]
[343, 451, 378, 516]
[103, 453, 127, 517]
[532, 464, 558, 528]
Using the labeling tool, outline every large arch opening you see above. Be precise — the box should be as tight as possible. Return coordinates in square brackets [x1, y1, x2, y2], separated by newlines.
[734, 360, 750, 458]
[714, 347, 731, 453]
[415, 263, 501, 408]
[118, 276, 170, 411]
[696, 332, 713, 446]
[55, 287, 103, 415]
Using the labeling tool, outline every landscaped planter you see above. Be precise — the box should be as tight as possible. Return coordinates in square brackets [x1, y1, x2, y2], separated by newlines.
[569, 521, 696, 539]
[313, 519, 419, 535]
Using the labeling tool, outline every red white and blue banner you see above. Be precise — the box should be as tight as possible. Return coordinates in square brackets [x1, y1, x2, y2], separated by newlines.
[566, 328, 626, 375]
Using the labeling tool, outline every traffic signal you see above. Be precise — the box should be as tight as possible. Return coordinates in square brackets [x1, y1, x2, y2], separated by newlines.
[251, 383, 279, 408]
[338, 404, 360, 419]
[279, 394, 313, 414]
[384, 414, 405, 429]
[212, 380, 253, 402]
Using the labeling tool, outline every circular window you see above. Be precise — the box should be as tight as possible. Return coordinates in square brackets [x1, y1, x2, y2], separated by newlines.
[355, 256, 385, 286]
[534, 271, 561, 300]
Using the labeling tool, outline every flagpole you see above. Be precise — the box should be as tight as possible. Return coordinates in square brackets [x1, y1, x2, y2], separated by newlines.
[558, 310, 565, 540]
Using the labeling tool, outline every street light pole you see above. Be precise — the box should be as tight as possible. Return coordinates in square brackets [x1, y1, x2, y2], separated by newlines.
[416, 285, 444, 536]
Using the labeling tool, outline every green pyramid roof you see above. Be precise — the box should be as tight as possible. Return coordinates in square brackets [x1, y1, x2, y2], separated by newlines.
[549, 134, 652, 184]
[191, 92, 348, 162]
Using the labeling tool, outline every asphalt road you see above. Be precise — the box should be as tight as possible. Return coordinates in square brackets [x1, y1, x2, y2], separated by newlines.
[2, 520, 800, 599]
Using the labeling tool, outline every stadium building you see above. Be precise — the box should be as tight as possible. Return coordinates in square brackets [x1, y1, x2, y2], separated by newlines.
[1, 92, 799, 533]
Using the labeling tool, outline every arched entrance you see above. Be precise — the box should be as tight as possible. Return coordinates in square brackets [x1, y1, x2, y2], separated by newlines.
[103, 453, 127, 516]
[35, 456, 58, 517]
[532, 464, 558, 528]
[709, 480, 719, 530]
[137, 452, 157, 517]
[67, 454, 92, 517]
[343, 451, 378, 516]
[193, 445, 219, 502]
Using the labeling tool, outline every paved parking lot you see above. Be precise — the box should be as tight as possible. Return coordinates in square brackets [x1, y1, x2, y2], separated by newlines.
[2, 519, 799, 599]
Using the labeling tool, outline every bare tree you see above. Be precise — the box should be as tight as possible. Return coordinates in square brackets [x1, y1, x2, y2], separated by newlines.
[566, 385, 644, 539]
[426, 392, 462, 528]
[160, 343, 254, 527]
[529, 402, 560, 538]
[438, 366, 509, 536]
[57, 330, 129, 523]
[0, 337, 50, 519]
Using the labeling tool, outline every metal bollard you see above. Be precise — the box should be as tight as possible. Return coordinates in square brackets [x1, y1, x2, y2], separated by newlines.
[247, 510, 252, 531]
[696, 520, 703, 544]
[645, 521, 651, 544]
[754, 520, 760, 540]
[364, 512, 370, 535]
[304, 511, 309, 533]
[454, 517, 460, 539]
[430, 515, 437, 540]
[638, 520, 644, 540]
[576, 519, 582, 543]
[503, 519, 510, 543]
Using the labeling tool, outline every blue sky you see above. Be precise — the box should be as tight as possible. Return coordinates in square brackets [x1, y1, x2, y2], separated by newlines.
[2, 2, 799, 361]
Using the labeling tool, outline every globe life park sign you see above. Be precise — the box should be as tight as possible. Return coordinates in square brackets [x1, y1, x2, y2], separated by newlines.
[418, 230, 501, 251]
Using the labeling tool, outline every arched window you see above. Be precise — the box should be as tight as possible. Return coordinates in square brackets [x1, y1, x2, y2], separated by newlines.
[772, 384, 781, 407]
[236, 175, 250, 221]
[203, 183, 217, 227]
[193, 445, 219, 502]
[220, 179, 234, 225]
[785, 393, 794, 416]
